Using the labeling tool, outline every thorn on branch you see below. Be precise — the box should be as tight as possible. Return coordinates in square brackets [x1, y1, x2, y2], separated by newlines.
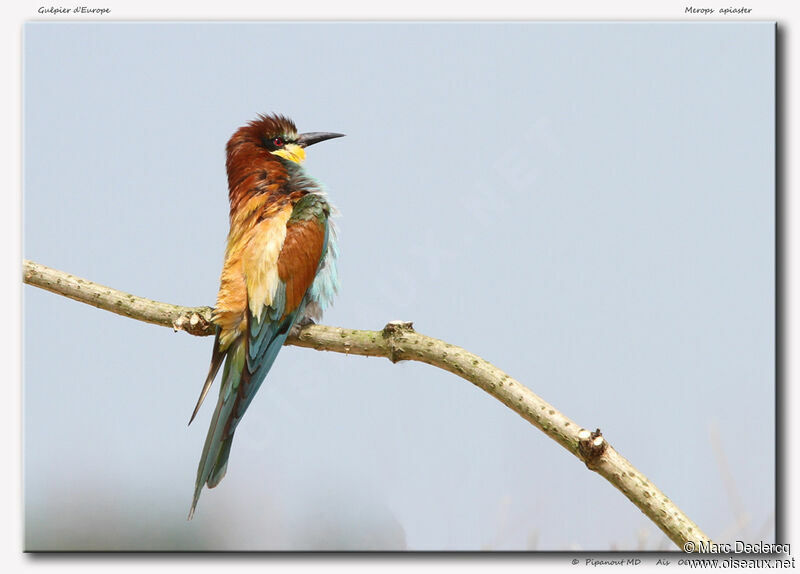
[578, 427, 607, 469]
[172, 308, 215, 336]
[382, 320, 414, 334]
[381, 320, 415, 363]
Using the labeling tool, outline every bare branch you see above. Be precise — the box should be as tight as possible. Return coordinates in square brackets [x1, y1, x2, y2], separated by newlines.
[22, 258, 712, 550]
[22, 259, 215, 336]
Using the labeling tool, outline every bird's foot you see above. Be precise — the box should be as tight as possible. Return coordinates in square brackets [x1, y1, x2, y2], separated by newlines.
[297, 316, 316, 327]
[290, 316, 316, 337]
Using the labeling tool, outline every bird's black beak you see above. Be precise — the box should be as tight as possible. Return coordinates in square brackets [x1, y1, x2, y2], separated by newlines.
[296, 132, 345, 148]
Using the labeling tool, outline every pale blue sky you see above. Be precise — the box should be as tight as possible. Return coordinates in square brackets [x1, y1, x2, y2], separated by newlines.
[23, 22, 774, 550]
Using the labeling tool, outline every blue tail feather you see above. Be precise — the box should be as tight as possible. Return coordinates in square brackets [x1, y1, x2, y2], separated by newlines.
[188, 301, 305, 519]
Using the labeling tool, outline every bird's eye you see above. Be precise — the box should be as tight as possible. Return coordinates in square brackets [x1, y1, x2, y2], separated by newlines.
[272, 137, 285, 147]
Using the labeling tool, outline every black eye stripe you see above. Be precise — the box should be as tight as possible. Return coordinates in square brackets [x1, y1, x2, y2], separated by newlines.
[262, 135, 289, 151]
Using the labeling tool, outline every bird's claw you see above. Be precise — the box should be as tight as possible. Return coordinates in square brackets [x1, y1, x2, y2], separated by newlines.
[297, 316, 316, 327]
[290, 316, 316, 337]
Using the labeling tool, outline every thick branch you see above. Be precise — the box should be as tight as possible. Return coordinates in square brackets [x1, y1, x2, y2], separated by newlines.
[22, 258, 711, 550]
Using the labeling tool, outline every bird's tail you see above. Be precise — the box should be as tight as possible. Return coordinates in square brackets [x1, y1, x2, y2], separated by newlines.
[188, 339, 246, 520]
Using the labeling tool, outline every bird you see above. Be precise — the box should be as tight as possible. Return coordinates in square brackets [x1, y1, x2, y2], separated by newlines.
[187, 113, 343, 519]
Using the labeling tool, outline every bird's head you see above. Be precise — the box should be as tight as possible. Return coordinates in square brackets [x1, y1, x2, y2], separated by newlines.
[235, 113, 344, 164]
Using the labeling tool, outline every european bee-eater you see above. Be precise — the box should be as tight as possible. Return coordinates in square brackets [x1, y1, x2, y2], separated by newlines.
[188, 113, 343, 519]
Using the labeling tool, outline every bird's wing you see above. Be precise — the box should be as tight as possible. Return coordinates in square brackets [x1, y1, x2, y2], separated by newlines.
[188, 201, 293, 423]
[189, 195, 329, 517]
[239, 194, 329, 421]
